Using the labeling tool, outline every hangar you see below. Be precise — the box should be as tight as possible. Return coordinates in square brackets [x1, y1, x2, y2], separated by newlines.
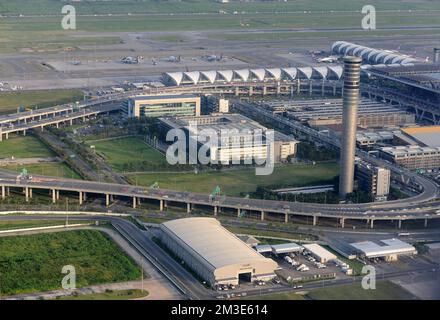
[159, 217, 278, 287]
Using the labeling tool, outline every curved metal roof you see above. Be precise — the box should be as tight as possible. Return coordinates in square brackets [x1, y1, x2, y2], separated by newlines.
[331, 41, 422, 66]
[165, 72, 184, 86]
[328, 66, 343, 79]
[313, 66, 328, 79]
[282, 67, 297, 80]
[298, 67, 313, 79]
[234, 69, 250, 81]
[250, 69, 266, 81]
[218, 70, 234, 82]
[161, 218, 277, 272]
[266, 68, 282, 80]
[201, 71, 218, 84]
[184, 71, 200, 84]
[163, 65, 348, 86]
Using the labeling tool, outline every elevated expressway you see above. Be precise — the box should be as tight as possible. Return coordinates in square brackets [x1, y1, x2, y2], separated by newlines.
[0, 167, 439, 229]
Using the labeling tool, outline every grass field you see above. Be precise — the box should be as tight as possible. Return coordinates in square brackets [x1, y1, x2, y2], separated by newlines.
[0, 135, 54, 158]
[0, 1, 439, 15]
[4, 162, 82, 179]
[0, 89, 84, 114]
[0, 230, 142, 295]
[0, 220, 76, 231]
[214, 28, 440, 42]
[129, 162, 339, 196]
[56, 289, 149, 300]
[248, 281, 416, 300]
[306, 281, 416, 300]
[87, 137, 169, 172]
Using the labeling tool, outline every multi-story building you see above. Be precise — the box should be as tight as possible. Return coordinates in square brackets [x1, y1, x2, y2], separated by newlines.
[159, 113, 298, 164]
[124, 94, 201, 118]
[379, 145, 440, 170]
[355, 161, 391, 200]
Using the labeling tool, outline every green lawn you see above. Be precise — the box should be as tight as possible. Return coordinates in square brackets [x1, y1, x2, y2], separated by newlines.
[130, 162, 339, 196]
[0, 220, 81, 231]
[4, 162, 82, 179]
[0, 230, 142, 295]
[0, 89, 84, 114]
[307, 281, 417, 300]
[0, 1, 439, 15]
[0, 135, 54, 159]
[57, 289, 149, 300]
[244, 292, 305, 300]
[88, 137, 169, 172]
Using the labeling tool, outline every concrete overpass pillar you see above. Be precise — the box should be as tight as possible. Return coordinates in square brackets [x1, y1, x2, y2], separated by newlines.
[424, 218, 428, 228]
[56, 190, 60, 200]
[276, 84, 281, 95]
[132, 197, 137, 209]
[79, 191, 83, 205]
[235, 87, 239, 97]
[260, 211, 265, 221]
[262, 86, 267, 96]
[237, 208, 240, 218]
[249, 86, 253, 96]
[309, 81, 313, 96]
[340, 218, 345, 229]
[106, 194, 110, 206]
[23, 129, 26, 136]
[297, 79, 300, 94]
[321, 80, 325, 96]
[333, 84, 337, 96]
[290, 85, 294, 98]
[52, 189, 56, 203]
[398, 219, 402, 229]
[29, 188, 32, 199]
[187, 203, 191, 214]
[24, 187, 29, 202]
[370, 219, 374, 229]
[6, 187, 9, 196]
[1, 185, 5, 200]
[160, 199, 164, 211]
[284, 213, 289, 223]
[214, 206, 218, 216]
[313, 215, 317, 226]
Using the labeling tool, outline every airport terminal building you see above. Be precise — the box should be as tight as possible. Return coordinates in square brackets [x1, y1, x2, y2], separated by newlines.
[124, 94, 201, 118]
[159, 218, 278, 287]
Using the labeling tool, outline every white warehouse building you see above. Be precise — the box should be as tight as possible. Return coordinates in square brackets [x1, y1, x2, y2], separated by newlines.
[162, 66, 344, 86]
[350, 238, 417, 262]
[159, 218, 279, 287]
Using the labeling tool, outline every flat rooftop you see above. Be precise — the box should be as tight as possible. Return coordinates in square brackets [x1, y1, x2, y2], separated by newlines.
[401, 126, 440, 147]
[159, 113, 297, 142]
[261, 98, 411, 123]
[350, 238, 417, 258]
[131, 94, 198, 101]
[381, 145, 440, 157]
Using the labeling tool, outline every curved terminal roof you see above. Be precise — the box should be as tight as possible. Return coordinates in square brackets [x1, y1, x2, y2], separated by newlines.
[162, 65, 344, 86]
[331, 41, 422, 66]
[160, 217, 277, 272]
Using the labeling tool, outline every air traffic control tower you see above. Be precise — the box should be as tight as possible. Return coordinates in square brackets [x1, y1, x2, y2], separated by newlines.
[339, 56, 362, 198]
